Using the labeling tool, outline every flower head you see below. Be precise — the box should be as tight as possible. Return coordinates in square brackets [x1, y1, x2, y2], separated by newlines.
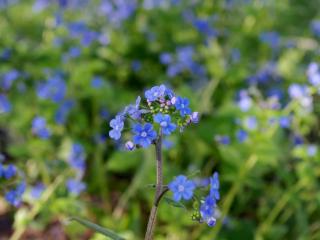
[132, 123, 157, 148]
[168, 175, 196, 202]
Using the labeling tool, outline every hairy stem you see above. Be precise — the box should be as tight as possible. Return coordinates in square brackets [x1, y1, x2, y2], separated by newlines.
[144, 133, 164, 240]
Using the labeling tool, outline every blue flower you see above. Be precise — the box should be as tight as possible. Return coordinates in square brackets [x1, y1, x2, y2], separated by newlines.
[69, 143, 86, 173]
[32, 116, 51, 139]
[5, 182, 26, 207]
[4, 164, 16, 179]
[168, 175, 196, 202]
[175, 96, 192, 116]
[237, 90, 252, 112]
[311, 20, 320, 37]
[236, 129, 248, 143]
[154, 113, 176, 135]
[132, 123, 157, 148]
[279, 116, 291, 128]
[215, 135, 230, 145]
[55, 100, 74, 125]
[0, 94, 11, 113]
[91, 76, 104, 88]
[66, 178, 86, 196]
[109, 115, 124, 140]
[37, 74, 66, 103]
[1, 69, 19, 90]
[307, 145, 317, 157]
[210, 172, 220, 201]
[244, 116, 258, 130]
[30, 183, 45, 199]
[200, 195, 216, 224]
[160, 52, 172, 65]
[307, 62, 320, 86]
[260, 31, 279, 49]
[145, 85, 166, 102]
[125, 96, 146, 120]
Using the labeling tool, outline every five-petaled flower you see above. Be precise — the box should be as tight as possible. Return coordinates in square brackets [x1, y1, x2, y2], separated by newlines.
[175, 96, 192, 116]
[132, 123, 157, 148]
[168, 175, 196, 202]
[154, 113, 176, 135]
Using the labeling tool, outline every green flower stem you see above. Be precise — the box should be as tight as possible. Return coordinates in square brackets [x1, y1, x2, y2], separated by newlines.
[144, 132, 167, 240]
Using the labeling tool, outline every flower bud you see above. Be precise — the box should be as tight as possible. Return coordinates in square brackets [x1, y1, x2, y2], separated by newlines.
[191, 112, 199, 123]
[171, 96, 177, 105]
[125, 141, 135, 151]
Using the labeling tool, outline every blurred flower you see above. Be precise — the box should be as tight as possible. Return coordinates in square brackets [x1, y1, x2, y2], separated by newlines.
[91, 76, 104, 88]
[307, 62, 320, 86]
[99, 0, 136, 27]
[311, 20, 320, 37]
[5, 182, 26, 207]
[0, 94, 11, 113]
[260, 31, 280, 49]
[215, 135, 230, 145]
[236, 129, 247, 143]
[3, 164, 16, 179]
[131, 60, 141, 72]
[288, 84, 313, 111]
[66, 178, 86, 196]
[1, 69, 19, 90]
[32, 116, 51, 139]
[160, 52, 172, 65]
[168, 175, 196, 202]
[279, 116, 291, 128]
[307, 144, 317, 157]
[30, 183, 45, 199]
[244, 116, 257, 130]
[132, 123, 157, 148]
[55, 100, 74, 125]
[69, 143, 86, 173]
[237, 90, 252, 112]
[209, 172, 220, 201]
[37, 73, 66, 103]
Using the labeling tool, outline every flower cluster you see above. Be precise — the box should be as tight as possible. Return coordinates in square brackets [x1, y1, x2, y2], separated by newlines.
[66, 143, 86, 196]
[108, 85, 199, 149]
[0, 160, 26, 206]
[168, 172, 220, 227]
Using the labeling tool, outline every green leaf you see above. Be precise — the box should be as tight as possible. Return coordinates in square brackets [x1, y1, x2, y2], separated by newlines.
[163, 197, 187, 210]
[69, 216, 125, 240]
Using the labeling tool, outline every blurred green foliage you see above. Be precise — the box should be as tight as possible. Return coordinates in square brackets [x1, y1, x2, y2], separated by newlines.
[0, 0, 320, 239]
